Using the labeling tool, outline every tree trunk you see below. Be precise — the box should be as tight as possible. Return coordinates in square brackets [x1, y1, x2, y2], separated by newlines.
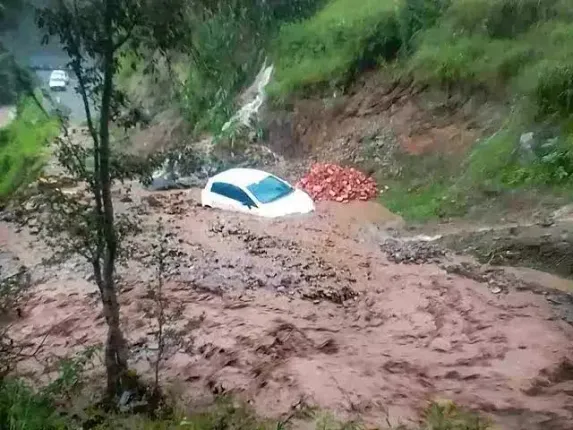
[98, 0, 129, 397]
[101, 277, 129, 396]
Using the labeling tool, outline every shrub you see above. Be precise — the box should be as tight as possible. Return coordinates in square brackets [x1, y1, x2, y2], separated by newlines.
[423, 400, 490, 430]
[527, 61, 573, 119]
[463, 127, 519, 185]
[409, 13, 573, 104]
[0, 379, 65, 430]
[409, 28, 532, 93]
[0, 97, 58, 202]
[398, 0, 450, 53]
[516, 22, 573, 119]
[464, 120, 573, 188]
[270, 0, 403, 97]
[446, 0, 566, 39]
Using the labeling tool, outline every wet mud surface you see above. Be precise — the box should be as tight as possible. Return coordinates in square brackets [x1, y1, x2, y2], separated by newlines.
[2, 186, 573, 429]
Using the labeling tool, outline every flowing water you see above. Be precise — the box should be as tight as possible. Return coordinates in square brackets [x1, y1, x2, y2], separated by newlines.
[222, 63, 274, 132]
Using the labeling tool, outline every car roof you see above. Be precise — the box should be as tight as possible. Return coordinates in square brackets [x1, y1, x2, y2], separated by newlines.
[50, 70, 67, 76]
[210, 168, 273, 188]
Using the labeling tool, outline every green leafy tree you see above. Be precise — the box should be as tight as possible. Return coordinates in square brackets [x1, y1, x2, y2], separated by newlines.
[35, 0, 187, 398]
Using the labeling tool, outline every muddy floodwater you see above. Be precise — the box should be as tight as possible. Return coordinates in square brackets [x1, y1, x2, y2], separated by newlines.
[2, 186, 573, 430]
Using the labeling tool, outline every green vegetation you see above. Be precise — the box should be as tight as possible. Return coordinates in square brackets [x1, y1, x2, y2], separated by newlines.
[117, 0, 325, 135]
[272, 0, 573, 113]
[0, 374, 491, 430]
[0, 97, 58, 202]
[270, 0, 402, 97]
[270, 0, 455, 97]
[382, 182, 467, 222]
[181, 8, 266, 134]
[183, 0, 325, 134]
[410, 2, 573, 111]
[269, 0, 573, 220]
[0, 379, 66, 430]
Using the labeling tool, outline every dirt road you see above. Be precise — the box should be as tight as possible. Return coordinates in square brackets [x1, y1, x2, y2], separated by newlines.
[2, 186, 573, 429]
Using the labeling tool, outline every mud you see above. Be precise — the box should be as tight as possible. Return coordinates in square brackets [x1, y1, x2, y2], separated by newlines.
[265, 73, 505, 172]
[2, 185, 573, 429]
[426, 217, 573, 280]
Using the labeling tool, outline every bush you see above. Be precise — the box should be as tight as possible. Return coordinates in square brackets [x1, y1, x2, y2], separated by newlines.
[517, 22, 573, 119]
[0, 379, 65, 430]
[0, 97, 58, 201]
[398, 0, 450, 53]
[409, 28, 532, 93]
[446, 0, 568, 39]
[527, 61, 573, 119]
[463, 120, 573, 188]
[422, 400, 490, 430]
[270, 0, 402, 97]
[409, 6, 573, 113]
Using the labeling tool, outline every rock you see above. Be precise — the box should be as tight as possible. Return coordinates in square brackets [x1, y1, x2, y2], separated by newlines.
[519, 132, 534, 149]
[553, 204, 573, 221]
[518, 132, 537, 163]
[430, 337, 451, 352]
[538, 218, 554, 228]
[146, 176, 179, 191]
[177, 174, 206, 188]
[380, 239, 446, 264]
[142, 195, 162, 208]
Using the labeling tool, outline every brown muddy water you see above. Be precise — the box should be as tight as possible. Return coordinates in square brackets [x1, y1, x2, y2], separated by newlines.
[2, 186, 573, 429]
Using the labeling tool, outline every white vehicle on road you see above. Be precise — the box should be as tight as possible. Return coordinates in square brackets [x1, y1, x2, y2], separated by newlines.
[201, 168, 315, 218]
[48, 70, 70, 91]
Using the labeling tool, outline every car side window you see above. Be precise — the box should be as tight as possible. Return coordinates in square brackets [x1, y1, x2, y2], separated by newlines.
[211, 182, 257, 207]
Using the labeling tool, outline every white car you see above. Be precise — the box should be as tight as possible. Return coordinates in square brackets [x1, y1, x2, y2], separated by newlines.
[201, 168, 315, 218]
[49, 70, 70, 91]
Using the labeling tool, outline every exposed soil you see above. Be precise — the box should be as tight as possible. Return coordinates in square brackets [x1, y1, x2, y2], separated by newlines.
[2, 184, 573, 430]
[265, 73, 506, 168]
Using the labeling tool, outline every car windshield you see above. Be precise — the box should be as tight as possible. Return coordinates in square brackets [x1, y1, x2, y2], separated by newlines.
[51, 71, 66, 79]
[247, 175, 293, 204]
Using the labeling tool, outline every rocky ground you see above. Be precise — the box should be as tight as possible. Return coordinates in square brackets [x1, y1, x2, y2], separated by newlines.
[2, 183, 573, 430]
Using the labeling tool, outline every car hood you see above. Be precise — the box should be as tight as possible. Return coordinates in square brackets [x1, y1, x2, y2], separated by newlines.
[258, 189, 314, 218]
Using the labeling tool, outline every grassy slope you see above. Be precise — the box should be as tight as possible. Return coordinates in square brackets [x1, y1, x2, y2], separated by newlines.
[269, 0, 402, 97]
[271, 0, 573, 221]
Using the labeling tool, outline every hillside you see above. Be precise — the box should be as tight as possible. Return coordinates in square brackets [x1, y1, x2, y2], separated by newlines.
[264, 0, 573, 221]
[3, 1, 573, 429]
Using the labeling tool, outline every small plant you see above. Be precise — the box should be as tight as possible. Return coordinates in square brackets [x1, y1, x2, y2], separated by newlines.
[0, 379, 65, 430]
[422, 400, 490, 430]
[44, 346, 101, 401]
